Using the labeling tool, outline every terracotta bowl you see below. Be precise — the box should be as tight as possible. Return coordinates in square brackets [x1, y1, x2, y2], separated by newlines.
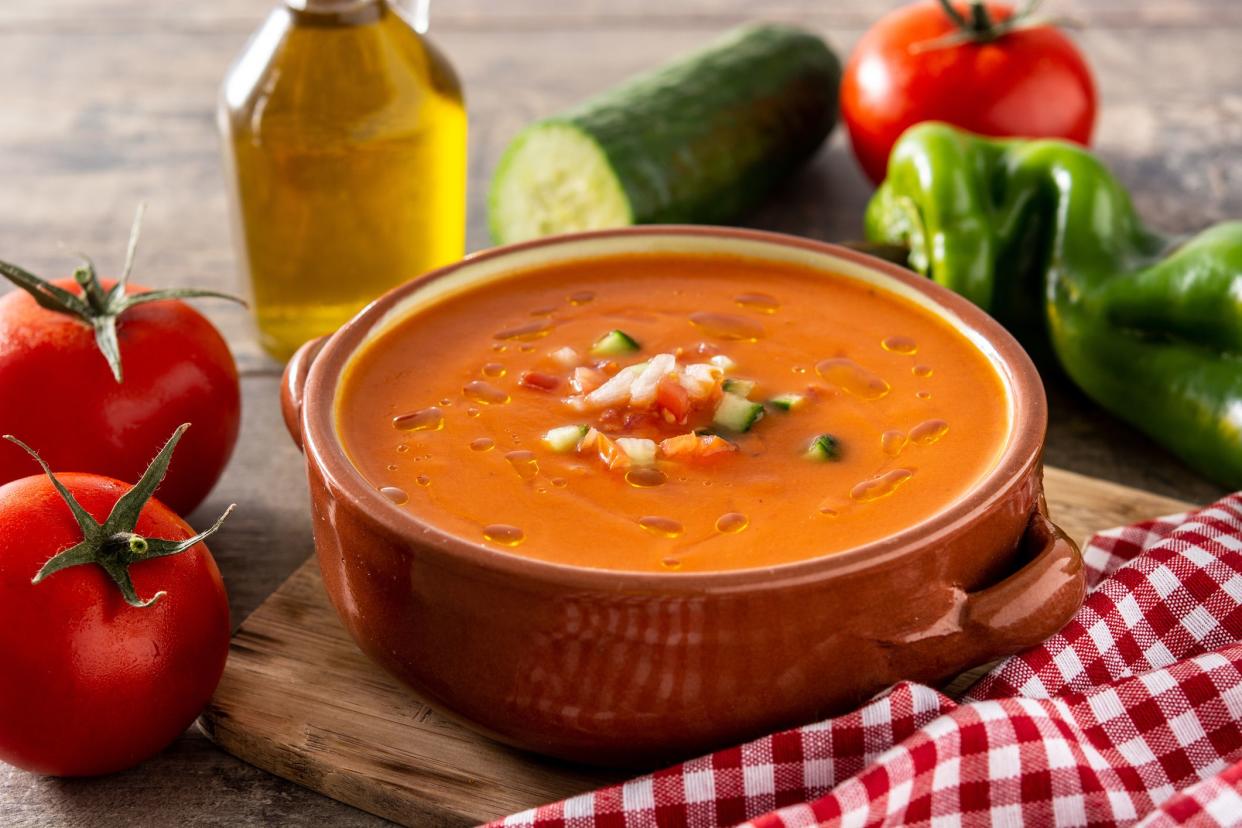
[281, 226, 1085, 767]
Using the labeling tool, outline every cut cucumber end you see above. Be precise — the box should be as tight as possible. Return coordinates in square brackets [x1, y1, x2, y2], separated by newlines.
[591, 329, 641, 356]
[721, 378, 756, 398]
[489, 122, 633, 244]
[769, 393, 806, 412]
[805, 434, 841, 461]
[714, 392, 765, 433]
[543, 424, 589, 453]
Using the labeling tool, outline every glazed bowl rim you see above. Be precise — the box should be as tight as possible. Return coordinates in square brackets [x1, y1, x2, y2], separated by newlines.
[300, 225, 1047, 590]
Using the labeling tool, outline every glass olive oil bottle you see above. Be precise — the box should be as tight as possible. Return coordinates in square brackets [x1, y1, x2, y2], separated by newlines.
[220, 0, 466, 359]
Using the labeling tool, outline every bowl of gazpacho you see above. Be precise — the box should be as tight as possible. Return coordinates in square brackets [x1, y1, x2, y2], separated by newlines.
[281, 226, 1084, 766]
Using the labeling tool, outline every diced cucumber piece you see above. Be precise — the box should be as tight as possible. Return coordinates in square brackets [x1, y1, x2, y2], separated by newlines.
[721, 377, 756, 398]
[713, 392, 765, 433]
[805, 433, 841, 461]
[590, 329, 641, 356]
[769, 393, 806, 411]
[543, 424, 589, 453]
[616, 437, 657, 466]
[709, 354, 737, 372]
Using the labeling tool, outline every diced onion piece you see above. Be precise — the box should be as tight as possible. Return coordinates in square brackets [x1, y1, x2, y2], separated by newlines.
[680, 363, 722, 399]
[548, 346, 580, 368]
[542, 424, 589, 452]
[616, 437, 657, 466]
[628, 353, 677, 407]
[581, 361, 647, 409]
[709, 354, 737, 372]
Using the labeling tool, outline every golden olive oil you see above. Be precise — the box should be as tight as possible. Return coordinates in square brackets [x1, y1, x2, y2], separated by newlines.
[220, 0, 466, 359]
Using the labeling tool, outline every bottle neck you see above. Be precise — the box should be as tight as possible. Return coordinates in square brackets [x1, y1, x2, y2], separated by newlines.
[284, 0, 385, 26]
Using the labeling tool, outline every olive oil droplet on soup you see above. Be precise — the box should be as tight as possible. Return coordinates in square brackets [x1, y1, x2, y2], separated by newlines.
[483, 524, 525, 546]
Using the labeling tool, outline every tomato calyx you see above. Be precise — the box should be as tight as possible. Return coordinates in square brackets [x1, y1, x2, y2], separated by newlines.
[3, 423, 235, 608]
[915, 0, 1064, 52]
[0, 204, 244, 383]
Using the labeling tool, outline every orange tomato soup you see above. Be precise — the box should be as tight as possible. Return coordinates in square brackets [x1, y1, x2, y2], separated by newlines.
[336, 253, 1009, 572]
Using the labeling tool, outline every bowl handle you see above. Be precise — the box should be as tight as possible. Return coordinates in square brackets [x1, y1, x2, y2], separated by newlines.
[955, 497, 1085, 663]
[280, 336, 328, 452]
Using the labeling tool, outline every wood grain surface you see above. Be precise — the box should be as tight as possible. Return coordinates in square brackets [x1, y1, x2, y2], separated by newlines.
[199, 467, 1193, 828]
[0, 0, 1237, 825]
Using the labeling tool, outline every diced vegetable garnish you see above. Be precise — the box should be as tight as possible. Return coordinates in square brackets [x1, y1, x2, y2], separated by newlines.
[628, 353, 677, 406]
[721, 377, 756, 397]
[616, 437, 657, 466]
[656, 376, 692, 423]
[768, 393, 806, 411]
[713, 392, 765, 433]
[590, 329, 641, 356]
[543, 424, 589, 452]
[578, 361, 648, 409]
[679, 363, 722, 399]
[581, 427, 630, 470]
[660, 432, 736, 459]
[519, 370, 561, 392]
[805, 433, 841, 461]
[570, 366, 607, 395]
[548, 346, 580, 368]
[566, 353, 722, 415]
[709, 354, 737, 372]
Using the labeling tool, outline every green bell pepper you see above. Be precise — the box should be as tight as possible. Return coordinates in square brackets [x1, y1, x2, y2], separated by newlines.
[865, 122, 1242, 490]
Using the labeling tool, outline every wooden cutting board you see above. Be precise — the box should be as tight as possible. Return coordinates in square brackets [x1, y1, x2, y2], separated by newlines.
[198, 466, 1194, 827]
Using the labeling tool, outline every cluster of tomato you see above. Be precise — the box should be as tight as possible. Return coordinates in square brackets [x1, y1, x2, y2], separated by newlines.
[0, 210, 241, 777]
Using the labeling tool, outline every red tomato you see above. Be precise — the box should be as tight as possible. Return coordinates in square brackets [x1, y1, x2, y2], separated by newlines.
[0, 470, 230, 776]
[841, 0, 1097, 183]
[0, 278, 240, 515]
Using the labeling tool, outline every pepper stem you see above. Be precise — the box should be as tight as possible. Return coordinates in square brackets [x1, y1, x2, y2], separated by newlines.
[4, 424, 235, 608]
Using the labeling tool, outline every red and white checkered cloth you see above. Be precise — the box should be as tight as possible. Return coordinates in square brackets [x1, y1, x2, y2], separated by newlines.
[490, 494, 1242, 828]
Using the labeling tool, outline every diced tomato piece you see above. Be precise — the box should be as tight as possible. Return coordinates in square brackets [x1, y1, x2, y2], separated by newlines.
[696, 434, 737, 457]
[656, 376, 691, 424]
[594, 409, 623, 433]
[579, 428, 629, 470]
[659, 433, 736, 461]
[658, 434, 701, 458]
[803, 384, 837, 402]
[619, 410, 653, 431]
[571, 366, 607, 394]
[519, 370, 561, 392]
[594, 431, 630, 470]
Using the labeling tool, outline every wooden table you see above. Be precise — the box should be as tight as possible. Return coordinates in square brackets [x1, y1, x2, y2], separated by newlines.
[0, 1, 1237, 824]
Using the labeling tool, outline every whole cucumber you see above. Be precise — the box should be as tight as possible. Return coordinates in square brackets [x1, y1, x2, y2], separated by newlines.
[489, 24, 841, 244]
